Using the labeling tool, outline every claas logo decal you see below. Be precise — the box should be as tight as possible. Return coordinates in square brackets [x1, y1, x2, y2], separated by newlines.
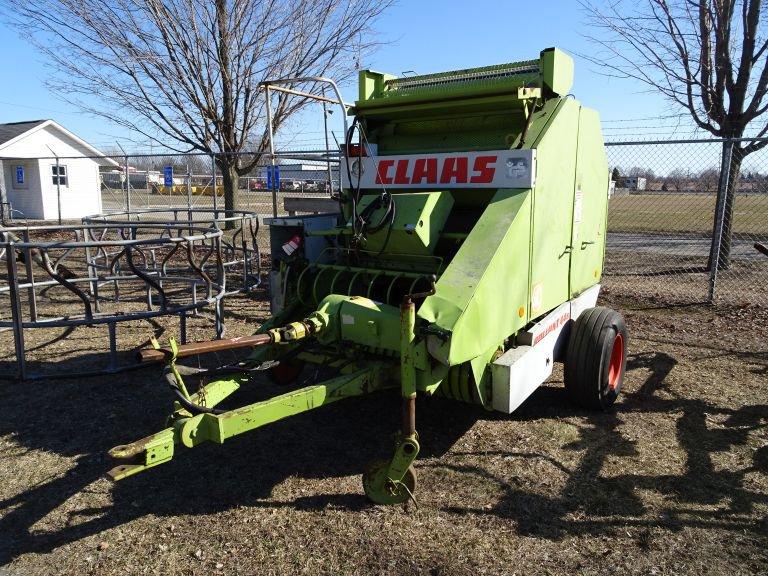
[376, 156, 497, 185]
[344, 149, 536, 190]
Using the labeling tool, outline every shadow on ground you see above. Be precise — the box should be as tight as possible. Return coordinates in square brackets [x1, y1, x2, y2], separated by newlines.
[0, 344, 766, 564]
[436, 350, 768, 540]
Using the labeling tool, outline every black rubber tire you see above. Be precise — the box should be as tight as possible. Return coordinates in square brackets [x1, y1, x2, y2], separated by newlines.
[564, 306, 628, 410]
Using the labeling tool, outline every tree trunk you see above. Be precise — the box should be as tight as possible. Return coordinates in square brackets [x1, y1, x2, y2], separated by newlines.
[707, 142, 744, 272]
[217, 157, 240, 229]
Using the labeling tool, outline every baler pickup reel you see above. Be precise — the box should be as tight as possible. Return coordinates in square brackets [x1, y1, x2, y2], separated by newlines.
[108, 48, 628, 505]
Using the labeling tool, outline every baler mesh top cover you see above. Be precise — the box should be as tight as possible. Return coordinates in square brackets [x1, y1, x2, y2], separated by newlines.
[380, 60, 540, 98]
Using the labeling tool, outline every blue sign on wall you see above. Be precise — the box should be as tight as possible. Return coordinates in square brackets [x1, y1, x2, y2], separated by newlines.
[163, 166, 173, 187]
[15, 165, 24, 185]
[266, 165, 280, 190]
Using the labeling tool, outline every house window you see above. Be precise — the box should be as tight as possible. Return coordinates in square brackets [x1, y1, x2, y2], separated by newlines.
[51, 165, 68, 187]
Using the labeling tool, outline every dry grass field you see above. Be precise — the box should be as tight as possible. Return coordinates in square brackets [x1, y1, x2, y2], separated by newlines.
[0, 278, 766, 575]
[608, 193, 768, 235]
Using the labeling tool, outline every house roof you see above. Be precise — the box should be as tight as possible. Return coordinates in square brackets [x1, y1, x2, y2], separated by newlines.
[0, 120, 47, 147]
[0, 119, 119, 167]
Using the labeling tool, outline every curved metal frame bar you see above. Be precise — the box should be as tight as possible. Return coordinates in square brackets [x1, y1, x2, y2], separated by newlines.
[0, 221, 238, 380]
[83, 208, 261, 295]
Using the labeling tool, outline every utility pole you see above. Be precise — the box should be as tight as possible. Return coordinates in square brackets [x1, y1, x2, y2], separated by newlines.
[323, 102, 334, 196]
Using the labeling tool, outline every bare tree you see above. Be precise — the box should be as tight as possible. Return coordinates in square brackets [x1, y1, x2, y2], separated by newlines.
[627, 166, 657, 181]
[698, 167, 721, 193]
[666, 167, 692, 192]
[102, 148, 208, 174]
[2, 0, 392, 221]
[582, 0, 767, 268]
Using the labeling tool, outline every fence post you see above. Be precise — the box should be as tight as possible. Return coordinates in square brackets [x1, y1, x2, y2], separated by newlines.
[124, 154, 131, 216]
[186, 163, 192, 226]
[263, 86, 279, 218]
[55, 155, 62, 225]
[6, 242, 26, 379]
[211, 154, 218, 215]
[272, 173, 278, 217]
[707, 139, 735, 303]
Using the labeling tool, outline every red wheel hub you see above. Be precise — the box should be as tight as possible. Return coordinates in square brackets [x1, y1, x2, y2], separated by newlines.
[270, 361, 304, 385]
[607, 333, 624, 390]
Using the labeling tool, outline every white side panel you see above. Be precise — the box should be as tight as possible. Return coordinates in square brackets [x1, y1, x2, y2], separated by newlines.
[516, 300, 570, 350]
[491, 337, 557, 414]
[491, 310, 565, 414]
[491, 284, 601, 414]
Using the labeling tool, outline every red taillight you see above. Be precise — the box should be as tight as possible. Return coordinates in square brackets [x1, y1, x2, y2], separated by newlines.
[345, 143, 367, 157]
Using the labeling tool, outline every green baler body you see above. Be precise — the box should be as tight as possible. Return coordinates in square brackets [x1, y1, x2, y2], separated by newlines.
[106, 47, 611, 486]
[328, 47, 609, 401]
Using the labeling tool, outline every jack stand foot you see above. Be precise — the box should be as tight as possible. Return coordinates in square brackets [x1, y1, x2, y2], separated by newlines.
[362, 431, 420, 505]
[362, 458, 417, 505]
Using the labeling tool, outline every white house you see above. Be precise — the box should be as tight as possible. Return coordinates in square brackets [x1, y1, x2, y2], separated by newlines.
[617, 176, 647, 191]
[0, 119, 118, 220]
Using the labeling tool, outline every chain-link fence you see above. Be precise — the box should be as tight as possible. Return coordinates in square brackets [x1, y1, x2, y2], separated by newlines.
[2, 139, 766, 306]
[605, 137, 768, 306]
[98, 149, 339, 219]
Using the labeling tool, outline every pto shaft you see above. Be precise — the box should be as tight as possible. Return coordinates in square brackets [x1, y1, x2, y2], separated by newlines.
[138, 333, 273, 363]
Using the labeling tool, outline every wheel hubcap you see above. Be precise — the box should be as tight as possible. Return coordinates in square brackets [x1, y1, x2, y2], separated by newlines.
[607, 333, 624, 390]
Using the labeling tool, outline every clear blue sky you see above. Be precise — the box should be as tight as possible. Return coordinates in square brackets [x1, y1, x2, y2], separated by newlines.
[0, 0, 690, 152]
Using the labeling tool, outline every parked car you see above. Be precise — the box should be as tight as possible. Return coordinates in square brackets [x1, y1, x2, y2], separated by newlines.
[280, 179, 302, 191]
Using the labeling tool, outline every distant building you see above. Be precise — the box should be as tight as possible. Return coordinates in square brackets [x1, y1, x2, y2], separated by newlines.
[616, 176, 647, 191]
[0, 119, 118, 220]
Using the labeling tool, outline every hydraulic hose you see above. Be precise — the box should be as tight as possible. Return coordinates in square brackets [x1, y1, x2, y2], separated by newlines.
[344, 117, 396, 254]
[163, 365, 249, 415]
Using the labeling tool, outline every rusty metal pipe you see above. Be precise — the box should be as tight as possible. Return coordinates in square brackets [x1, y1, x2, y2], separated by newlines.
[262, 85, 339, 104]
[402, 395, 416, 437]
[138, 333, 273, 363]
